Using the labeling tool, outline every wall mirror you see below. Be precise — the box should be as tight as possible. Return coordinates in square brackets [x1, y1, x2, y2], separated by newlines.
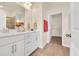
[0, 2, 25, 31]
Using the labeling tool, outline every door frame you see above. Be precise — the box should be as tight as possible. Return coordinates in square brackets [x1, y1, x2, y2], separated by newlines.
[47, 11, 63, 44]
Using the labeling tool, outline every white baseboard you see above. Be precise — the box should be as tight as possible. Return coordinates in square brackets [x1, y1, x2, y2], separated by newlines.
[62, 44, 70, 48]
[38, 42, 47, 49]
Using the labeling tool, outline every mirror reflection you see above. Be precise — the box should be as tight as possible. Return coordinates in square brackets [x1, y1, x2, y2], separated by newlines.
[0, 2, 25, 32]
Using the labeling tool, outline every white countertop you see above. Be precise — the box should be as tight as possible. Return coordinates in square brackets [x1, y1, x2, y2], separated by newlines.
[0, 30, 38, 38]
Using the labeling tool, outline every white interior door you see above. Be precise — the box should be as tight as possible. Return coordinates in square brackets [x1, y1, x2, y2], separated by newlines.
[70, 2, 79, 56]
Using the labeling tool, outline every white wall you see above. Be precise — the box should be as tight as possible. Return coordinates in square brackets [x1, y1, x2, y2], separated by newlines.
[25, 2, 44, 48]
[51, 14, 62, 37]
[0, 8, 6, 30]
[43, 2, 70, 47]
[25, 2, 70, 48]
[32, 3, 44, 48]
[25, 10, 31, 30]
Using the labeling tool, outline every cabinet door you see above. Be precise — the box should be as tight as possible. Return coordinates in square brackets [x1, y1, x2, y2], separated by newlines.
[0, 44, 13, 56]
[24, 33, 33, 56]
[14, 40, 24, 56]
[32, 33, 38, 51]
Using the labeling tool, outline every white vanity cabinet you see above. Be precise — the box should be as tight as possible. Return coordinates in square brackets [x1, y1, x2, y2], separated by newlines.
[0, 44, 13, 56]
[24, 33, 33, 55]
[31, 32, 38, 51]
[0, 34, 25, 56]
[0, 31, 38, 56]
[24, 32, 38, 56]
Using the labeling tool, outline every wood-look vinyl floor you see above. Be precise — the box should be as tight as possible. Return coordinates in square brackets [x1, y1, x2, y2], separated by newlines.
[31, 37, 70, 56]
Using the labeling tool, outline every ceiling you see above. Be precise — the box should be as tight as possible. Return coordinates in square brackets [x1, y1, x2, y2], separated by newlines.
[0, 2, 25, 12]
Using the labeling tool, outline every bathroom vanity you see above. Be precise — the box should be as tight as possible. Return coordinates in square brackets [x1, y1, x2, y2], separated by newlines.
[0, 2, 39, 56]
[0, 31, 38, 56]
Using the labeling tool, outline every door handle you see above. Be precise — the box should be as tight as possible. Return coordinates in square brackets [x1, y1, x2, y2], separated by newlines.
[66, 34, 71, 37]
[11, 45, 14, 54]
[14, 45, 16, 52]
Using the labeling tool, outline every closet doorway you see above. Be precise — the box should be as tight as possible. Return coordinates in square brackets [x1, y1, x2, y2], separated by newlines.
[48, 12, 62, 45]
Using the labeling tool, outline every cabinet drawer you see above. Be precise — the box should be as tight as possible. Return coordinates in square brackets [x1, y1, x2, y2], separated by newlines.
[0, 35, 24, 46]
[25, 33, 32, 37]
[24, 35, 32, 42]
[10, 35, 24, 43]
[0, 37, 10, 46]
[25, 38, 32, 43]
[25, 40, 32, 45]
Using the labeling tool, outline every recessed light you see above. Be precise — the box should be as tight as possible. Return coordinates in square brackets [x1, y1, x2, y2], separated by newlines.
[27, 2, 32, 7]
[23, 2, 32, 10]
[24, 2, 32, 7]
